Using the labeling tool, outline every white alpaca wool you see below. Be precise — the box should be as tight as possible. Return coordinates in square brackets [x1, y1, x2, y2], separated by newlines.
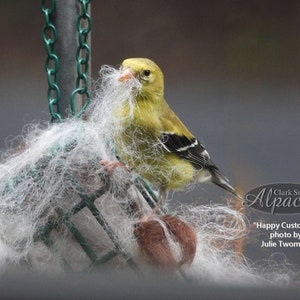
[0, 65, 297, 285]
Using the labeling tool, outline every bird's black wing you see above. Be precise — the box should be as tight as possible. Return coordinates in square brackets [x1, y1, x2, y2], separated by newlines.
[159, 132, 242, 199]
[159, 132, 210, 170]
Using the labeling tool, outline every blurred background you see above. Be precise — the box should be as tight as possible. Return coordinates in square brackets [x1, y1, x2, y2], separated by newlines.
[0, 0, 299, 267]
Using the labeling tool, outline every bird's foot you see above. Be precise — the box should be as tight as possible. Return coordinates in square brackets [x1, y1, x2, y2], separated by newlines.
[140, 194, 166, 222]
[97, 160, 129, 175]
[140, 206, 160, 223]
[151, 201, 163, 215]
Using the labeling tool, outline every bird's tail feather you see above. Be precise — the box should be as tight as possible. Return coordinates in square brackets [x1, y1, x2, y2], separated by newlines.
[209, 166, 243, 201]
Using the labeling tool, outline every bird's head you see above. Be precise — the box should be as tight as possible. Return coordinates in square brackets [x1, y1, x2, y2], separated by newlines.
[118, 58, 164, 100]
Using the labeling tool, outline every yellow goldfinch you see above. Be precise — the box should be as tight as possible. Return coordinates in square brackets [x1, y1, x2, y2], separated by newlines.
[115, 57, 241, 202]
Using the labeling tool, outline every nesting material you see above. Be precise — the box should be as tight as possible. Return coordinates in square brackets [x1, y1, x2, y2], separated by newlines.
[0, 64, 297, 285]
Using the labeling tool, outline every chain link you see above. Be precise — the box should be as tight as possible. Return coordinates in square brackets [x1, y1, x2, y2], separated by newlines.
[71, 0, 92, 118]
[41, 0, 62, 122]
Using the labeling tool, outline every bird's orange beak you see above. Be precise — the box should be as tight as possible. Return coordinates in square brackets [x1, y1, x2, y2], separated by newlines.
[118, 68, 134, 82]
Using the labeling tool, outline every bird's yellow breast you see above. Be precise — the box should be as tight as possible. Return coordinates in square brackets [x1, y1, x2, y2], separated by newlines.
[115, 103, 195, 189]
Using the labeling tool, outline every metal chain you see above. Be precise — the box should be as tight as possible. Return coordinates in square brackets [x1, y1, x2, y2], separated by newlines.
[71, 0, 92, 118]
[41, 0, 61, 122]
[41, 0, 92, 120]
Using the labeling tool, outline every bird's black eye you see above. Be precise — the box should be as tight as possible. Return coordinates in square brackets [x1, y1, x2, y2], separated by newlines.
[142, 69, 151, 77]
